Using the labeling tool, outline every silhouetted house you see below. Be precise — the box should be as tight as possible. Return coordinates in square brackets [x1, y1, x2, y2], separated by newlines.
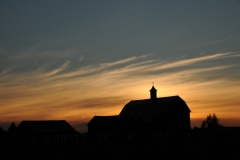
[88, 86, 191, 141]
[17, 120, 79, 144]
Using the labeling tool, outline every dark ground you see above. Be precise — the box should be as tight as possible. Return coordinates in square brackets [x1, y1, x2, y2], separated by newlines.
[1, 137, 240, 159]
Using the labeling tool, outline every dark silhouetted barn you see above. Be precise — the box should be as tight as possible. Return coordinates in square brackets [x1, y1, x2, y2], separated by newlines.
[88, 86, 191, 141]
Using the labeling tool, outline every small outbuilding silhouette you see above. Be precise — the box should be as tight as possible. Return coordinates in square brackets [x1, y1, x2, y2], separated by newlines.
[88, 86, 191, 141]
[17, 120, 80, 144]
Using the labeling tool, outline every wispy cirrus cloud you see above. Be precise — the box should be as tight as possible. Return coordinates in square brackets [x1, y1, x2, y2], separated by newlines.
[183, 37, 230, 49]
[100, 54, 151, 68]
[40, 60, 71, 77]
[43, 54, 153, 80]
[151, 52, 237, 71]
[42, 52, 239, 82]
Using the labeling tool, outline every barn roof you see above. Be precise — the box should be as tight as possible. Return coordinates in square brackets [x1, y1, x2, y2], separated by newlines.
[18, 120, 76, 132]
[119, 96, 190, 121]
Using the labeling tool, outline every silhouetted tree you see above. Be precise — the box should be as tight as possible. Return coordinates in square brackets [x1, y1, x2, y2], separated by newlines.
[201, 113, 222, 129]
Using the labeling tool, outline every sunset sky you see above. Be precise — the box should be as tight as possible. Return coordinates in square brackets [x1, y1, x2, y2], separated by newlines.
[1, 1, 240, 132]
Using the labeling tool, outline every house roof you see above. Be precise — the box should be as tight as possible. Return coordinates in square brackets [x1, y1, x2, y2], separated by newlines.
[119, 96, 190, 121]
[18, 120, 76, 132]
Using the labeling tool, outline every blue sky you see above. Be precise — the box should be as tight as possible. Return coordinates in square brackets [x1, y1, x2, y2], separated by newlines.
[1, 1, 240, 131]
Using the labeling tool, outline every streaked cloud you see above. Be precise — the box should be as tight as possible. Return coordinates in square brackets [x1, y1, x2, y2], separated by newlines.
[183, 37, 230, 49]
[41, 60, 71, 77]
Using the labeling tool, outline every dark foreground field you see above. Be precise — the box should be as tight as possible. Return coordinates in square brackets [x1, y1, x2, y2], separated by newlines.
[1, 137, 240, 159]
